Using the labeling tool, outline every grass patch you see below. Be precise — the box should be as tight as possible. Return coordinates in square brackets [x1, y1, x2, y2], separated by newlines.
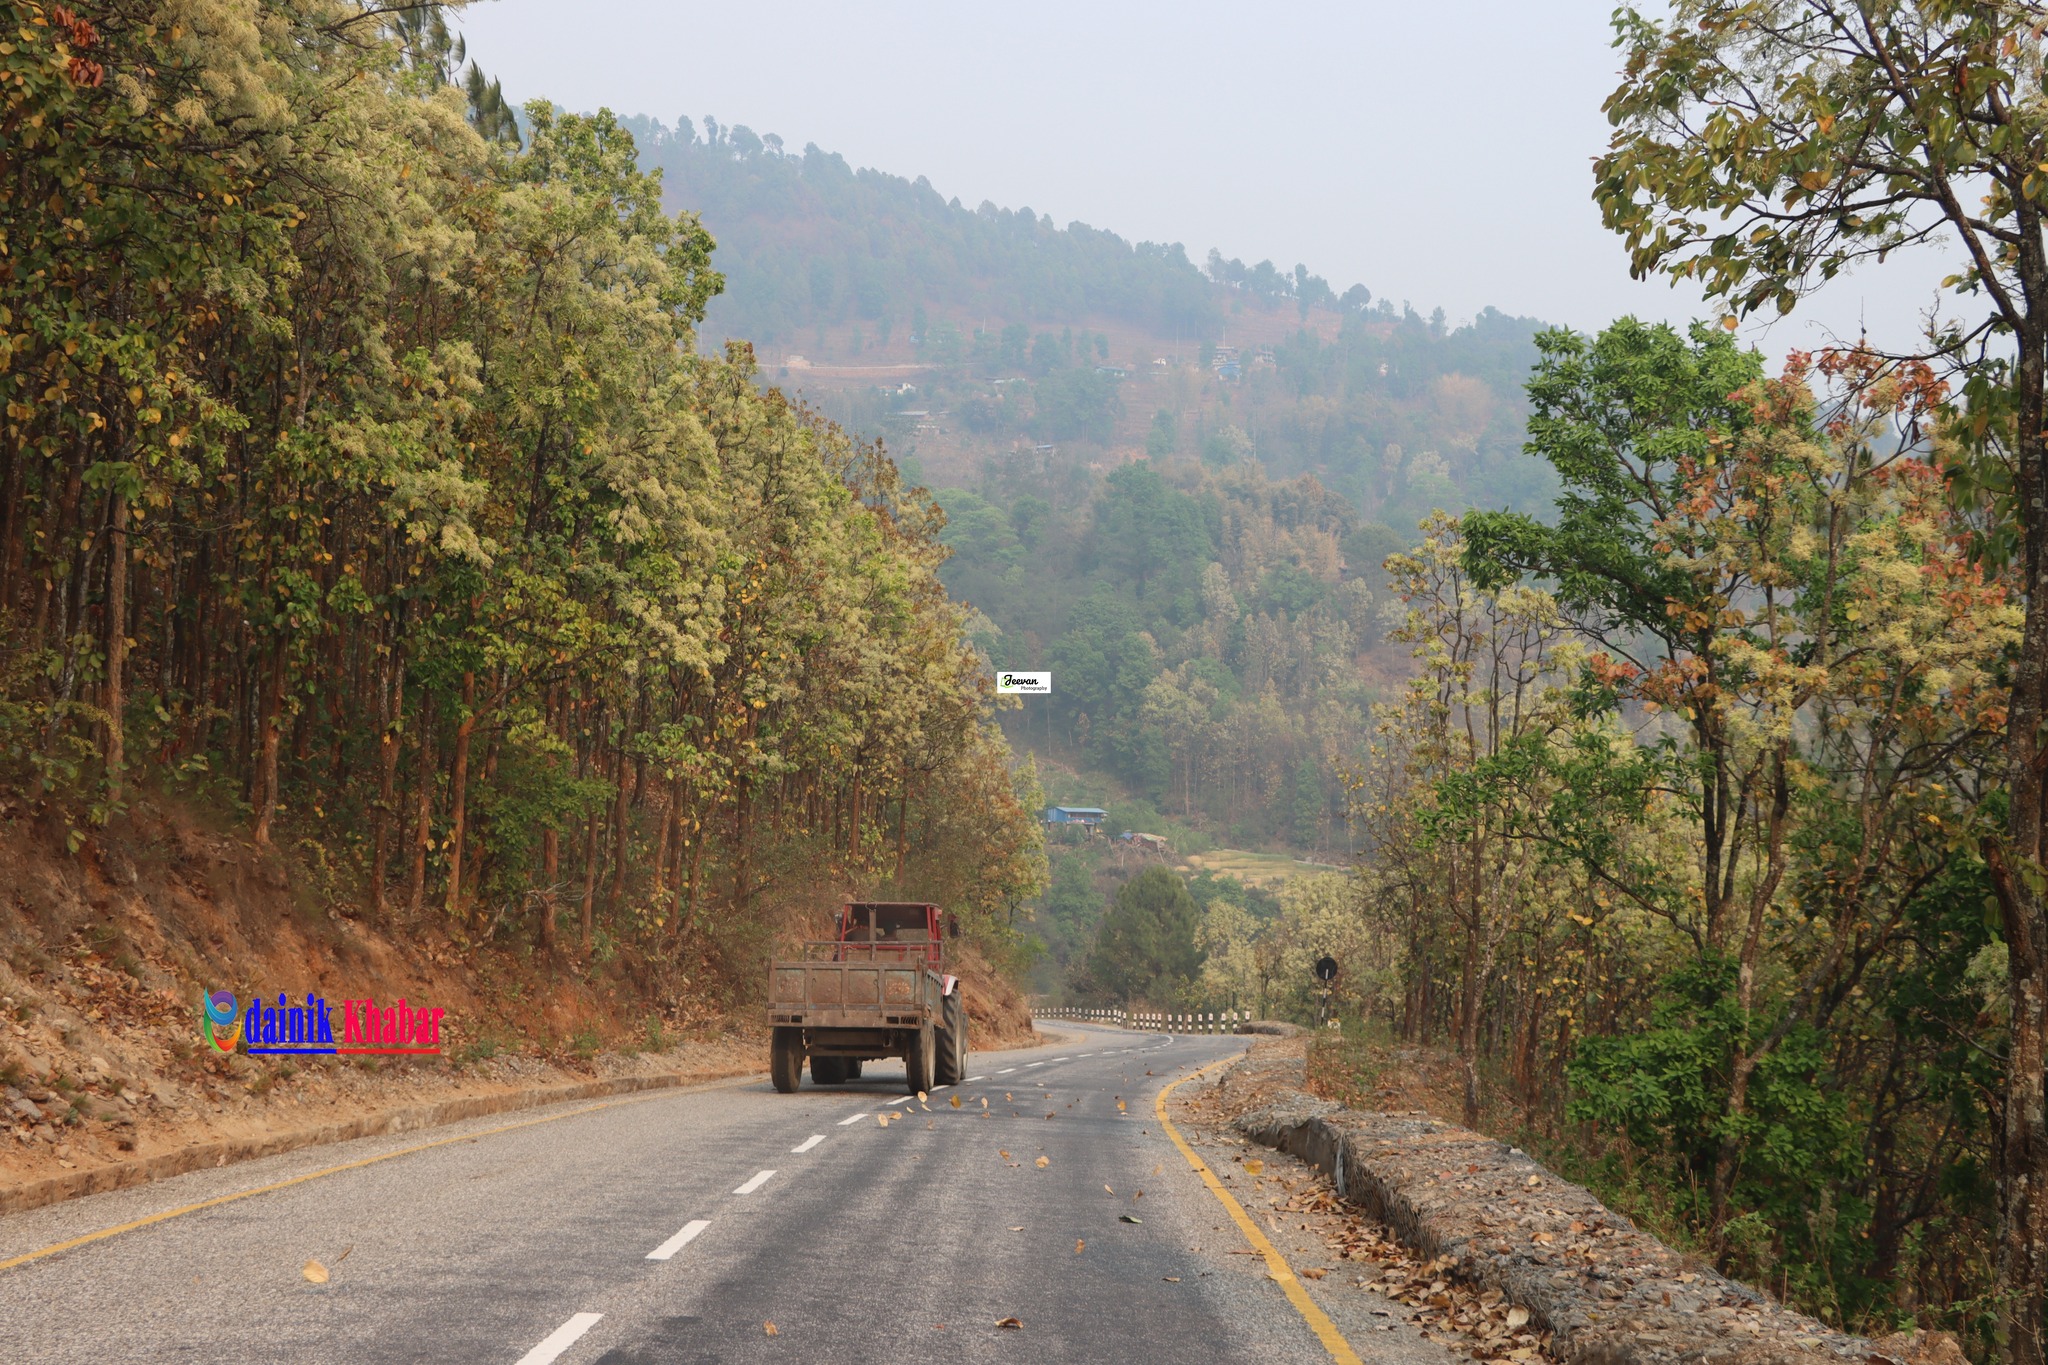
[452, 1034, 500, 1066]
[1180, 848, 1345, 888]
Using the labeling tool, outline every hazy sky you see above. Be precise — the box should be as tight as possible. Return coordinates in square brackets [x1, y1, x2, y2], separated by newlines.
[455, 0, 1949, 355]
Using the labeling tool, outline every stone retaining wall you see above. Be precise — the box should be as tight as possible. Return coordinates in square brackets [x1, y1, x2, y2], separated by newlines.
[1220, 1050, 1956, 1365]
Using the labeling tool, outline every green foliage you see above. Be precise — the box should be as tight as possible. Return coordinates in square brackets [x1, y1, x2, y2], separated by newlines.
[1074, 866, 1201, 1004]
[1032, 367, 1123, 443]
[1365, 317, 2015, 1342]
[1145, 409, 1178, 457]
[0, 0, 1044, 997]
[1463, 318, 1762, 630]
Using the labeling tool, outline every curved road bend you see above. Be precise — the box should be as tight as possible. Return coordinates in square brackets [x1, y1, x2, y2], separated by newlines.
[0, 1024, 1454, 1364]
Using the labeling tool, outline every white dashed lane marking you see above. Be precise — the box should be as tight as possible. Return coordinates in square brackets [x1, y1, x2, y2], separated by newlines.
[645, 1220, 710, 1261]
[836, 1112, 871, 1126]
[996, 1068, 1016, 1074]
[516, 1312, 603, 1365]
[733, 1170, 777, 1195]
[791, 1134, 824, 1153]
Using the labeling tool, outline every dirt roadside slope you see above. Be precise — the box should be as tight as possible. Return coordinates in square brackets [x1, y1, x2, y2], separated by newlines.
[1, 797, 1038, 1210]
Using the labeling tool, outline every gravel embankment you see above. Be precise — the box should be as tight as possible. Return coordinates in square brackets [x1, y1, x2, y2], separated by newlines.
[1218, 1045, 1957, 1365]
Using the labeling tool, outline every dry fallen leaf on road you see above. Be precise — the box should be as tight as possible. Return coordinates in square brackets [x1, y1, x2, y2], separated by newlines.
[1300, 1267, 1327, 1280]
[1074, 1239, 1085, 1254]
[301, 1259, 328, 1284]
[1120, 1215, 1142, 1224]
[1244, 1160, 1264, 1175]
[950, 1095, 961, 1108]
[999, 1149, 1011, 1159]
[918, 1091, 927, 1103]
[876, 1115, 889, 1127]
[1008, 1226, 1024, 1231]
[1005, 1093, 1013, 1101]
[1505, 1307, 1529, 1330]
[764, 1322, 778, 1336]
[996, 1317, 1023, 1329]
[1163, 1276, 1180, 1282]
[1035, 1156, 1050, 1168]
[1104, 1185, 1114, 1194]
[1153, 1164, 1162, 1175]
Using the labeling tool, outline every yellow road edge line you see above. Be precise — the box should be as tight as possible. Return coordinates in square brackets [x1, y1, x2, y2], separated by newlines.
[1, 1074, 757, 1274]
[1157, 1063, 1364, 1365]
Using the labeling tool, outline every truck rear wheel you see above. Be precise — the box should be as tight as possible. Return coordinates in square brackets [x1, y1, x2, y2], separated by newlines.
[904, 1024, 935, 1094]
[770, 1027, 803, 1094]
[935, 993, 968, 1085]
[810, 1056, 848, 1085]
[847, 1059, 863, 1079]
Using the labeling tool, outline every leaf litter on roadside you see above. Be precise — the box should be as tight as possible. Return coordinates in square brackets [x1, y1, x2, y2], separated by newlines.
[1265, 1163, 1556, 1362]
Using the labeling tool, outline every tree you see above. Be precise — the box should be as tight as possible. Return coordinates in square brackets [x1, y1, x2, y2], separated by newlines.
[1596, 12, 2048, 1355]
[1147, 409, 1178, 457]
[1076, 866, 1202, 1003]
[1464, 320, 1766, 949]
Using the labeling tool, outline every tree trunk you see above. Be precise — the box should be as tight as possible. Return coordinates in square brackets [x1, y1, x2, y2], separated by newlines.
[539, 822, 559, 956]
[580, 811, 599, 953]
[370, 637, 404, 921]
[1991, 302, 2048, 1365]
[444, 670, 476, 919]
[653, 781, 674, 896]
[101, 490, 128, 803]
[0, 441, 21, 613]
[608, 724, 635, 910]
[407, 690, 436, 918]
[1455, 855, 1483, 1128]
[251, 643, 286, 845]
[895, 771, 910, 886]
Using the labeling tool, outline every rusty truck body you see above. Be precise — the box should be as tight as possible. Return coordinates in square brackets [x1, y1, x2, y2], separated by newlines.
[765, 901, 969, 1094]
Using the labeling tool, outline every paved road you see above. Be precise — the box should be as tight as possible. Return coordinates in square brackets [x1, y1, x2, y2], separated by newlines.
[0, 1024, 1439, 1363]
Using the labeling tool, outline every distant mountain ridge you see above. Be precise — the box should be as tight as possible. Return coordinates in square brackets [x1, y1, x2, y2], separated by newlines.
[618, 113, 1373, 349]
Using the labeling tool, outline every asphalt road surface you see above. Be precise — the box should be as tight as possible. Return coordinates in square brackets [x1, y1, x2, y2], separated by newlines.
[0, 1023, 1452, 1363]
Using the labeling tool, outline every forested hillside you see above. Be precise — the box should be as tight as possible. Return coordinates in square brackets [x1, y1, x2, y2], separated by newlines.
[611, 112, 1553, 855]
[0, 3, 1041, 1005]
[618, 115, 1220, 348]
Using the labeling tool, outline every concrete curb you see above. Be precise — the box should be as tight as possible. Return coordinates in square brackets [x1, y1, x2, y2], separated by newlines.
[0, 1063, 760, 1217]
[1217, 1052, 1911, 1365]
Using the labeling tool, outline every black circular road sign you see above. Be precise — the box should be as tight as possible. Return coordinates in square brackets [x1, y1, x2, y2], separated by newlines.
[1313, 955, 1339, 983]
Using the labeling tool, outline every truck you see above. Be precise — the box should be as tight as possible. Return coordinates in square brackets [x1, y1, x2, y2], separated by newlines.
[765, 901, 970, 1095]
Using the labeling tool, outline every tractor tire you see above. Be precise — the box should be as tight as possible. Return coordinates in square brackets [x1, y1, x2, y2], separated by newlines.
[810, 1055, 848, 1085]
[935, 993, 968, 1085]
[770, 1027, 803, 1094]
[904, 1023, 935, 1094]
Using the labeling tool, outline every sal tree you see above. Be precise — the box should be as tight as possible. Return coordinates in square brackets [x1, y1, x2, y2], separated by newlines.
[1596, 4, 2048, 1357]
